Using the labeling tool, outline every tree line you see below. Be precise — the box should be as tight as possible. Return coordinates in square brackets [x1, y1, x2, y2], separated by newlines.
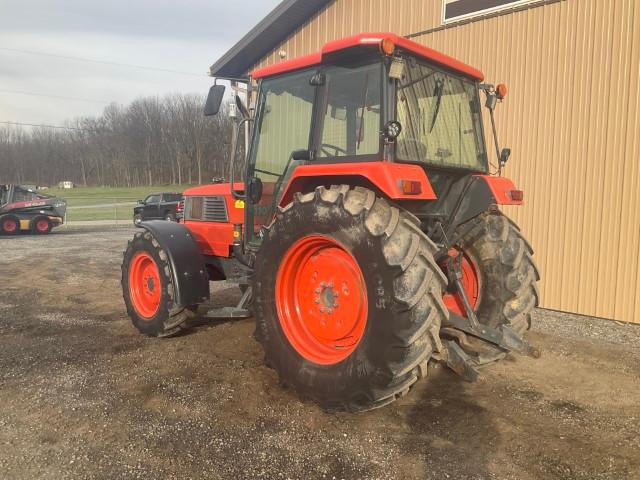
[0, 93, 237, 187]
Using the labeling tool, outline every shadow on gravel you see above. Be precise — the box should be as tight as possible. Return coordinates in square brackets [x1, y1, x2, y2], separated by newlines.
[404, 367, 497, 479]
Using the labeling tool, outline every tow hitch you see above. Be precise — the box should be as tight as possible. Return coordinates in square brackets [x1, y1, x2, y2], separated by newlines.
[441, 250, 540, 381]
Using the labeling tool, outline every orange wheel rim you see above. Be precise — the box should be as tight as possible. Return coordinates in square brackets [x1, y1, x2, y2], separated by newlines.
[3, 219, 17, 232]
[275, 235, 368, 365]
[129, 252, 161, 319]
[443, 250, 481, 317]
[36, 219, 49, 232]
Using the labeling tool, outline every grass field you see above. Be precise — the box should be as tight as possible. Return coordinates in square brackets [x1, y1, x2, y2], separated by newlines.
[44, 185, 195, 222]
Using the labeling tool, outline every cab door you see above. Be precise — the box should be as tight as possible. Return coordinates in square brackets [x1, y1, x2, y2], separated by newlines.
[244, 69, 316, 245]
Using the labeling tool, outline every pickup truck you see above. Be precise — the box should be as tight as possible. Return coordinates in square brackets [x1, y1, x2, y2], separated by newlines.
[133, 192, 183, 225]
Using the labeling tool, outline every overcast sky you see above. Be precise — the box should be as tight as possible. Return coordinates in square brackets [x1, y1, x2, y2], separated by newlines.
[0, 0, 281, 126]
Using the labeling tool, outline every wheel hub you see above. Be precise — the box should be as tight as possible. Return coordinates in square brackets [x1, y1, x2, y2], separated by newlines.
[276, 235, 368, 365]
[128, 252, 161, 319]
[442, 248, 481, 318]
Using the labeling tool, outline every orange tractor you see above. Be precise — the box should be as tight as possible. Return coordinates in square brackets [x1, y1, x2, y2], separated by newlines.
[121, 33, 539, 411]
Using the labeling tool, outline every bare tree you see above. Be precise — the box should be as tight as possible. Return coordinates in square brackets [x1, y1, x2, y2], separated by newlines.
[0, 93, 234, 187]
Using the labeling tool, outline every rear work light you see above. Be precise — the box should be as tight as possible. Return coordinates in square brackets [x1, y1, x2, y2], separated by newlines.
[509, 189, 524, 202]
[400, 179, 422, 195]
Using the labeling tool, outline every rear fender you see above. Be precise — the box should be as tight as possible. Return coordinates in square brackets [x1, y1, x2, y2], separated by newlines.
[474, 175, 523, 206]
[138, 221, 209, 306]
[446, 175, 522, 231]
[278, 161, 437, 206]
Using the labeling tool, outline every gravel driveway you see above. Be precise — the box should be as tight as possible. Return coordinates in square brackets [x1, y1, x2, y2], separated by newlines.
[0, 227, 639, 479]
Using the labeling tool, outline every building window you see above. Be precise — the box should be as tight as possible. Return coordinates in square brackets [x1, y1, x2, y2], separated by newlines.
[443, 0, 539, 23]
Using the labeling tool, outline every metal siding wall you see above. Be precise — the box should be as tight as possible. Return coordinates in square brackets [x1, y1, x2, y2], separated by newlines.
[253, 0, 640, 323]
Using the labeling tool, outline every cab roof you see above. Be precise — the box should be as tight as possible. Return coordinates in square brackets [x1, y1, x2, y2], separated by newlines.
[251, 32, 484, 81]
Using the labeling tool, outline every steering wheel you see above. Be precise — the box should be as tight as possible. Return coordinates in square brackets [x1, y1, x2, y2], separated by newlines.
[320, 143, 349, 157]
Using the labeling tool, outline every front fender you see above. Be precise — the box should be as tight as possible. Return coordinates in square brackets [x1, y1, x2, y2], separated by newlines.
[138, 221, 209, 306]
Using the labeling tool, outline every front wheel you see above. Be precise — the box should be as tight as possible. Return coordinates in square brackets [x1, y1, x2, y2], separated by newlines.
[31, 216, 51, 234]
[121, 230, 195, 337]
[253, 185, 448, 412]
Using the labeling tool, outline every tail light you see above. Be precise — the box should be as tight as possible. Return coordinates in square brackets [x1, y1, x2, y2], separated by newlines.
[177, 200, 184, 213]
[400, 179, 422, 195]
[509, 190, 524, 202]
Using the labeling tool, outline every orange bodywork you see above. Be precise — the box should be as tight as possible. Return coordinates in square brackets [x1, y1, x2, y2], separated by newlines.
[182, 183, 244, 258]
[475, 175, 524, 205]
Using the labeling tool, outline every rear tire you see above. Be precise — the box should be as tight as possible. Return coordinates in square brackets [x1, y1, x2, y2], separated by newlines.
[164, 212, 176, 222]
[253, 185, 448, 412]
[452, 210, 540, 362]
[0, 215, 20, 235]
[121, 230, 195, 337]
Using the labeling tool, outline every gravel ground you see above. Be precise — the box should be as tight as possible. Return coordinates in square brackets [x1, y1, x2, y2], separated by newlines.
[0, 227, 639, 480]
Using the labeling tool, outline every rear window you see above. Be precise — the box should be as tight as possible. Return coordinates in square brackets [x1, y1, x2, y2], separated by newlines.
[163, 193, 182, 202]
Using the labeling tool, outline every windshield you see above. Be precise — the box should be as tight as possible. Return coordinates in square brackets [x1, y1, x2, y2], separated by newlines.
[396, 59, 487, 171]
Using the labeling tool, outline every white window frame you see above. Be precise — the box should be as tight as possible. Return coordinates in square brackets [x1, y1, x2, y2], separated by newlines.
[442, 0, 541, 24]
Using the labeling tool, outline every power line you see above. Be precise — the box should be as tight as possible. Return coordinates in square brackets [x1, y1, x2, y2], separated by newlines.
[0, 121, 89, 131]
[0, 47, 208, 78]
[0, 89, 111, 104]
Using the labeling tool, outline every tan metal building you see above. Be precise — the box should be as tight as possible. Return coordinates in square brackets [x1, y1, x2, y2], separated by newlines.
[212, 0, 640, 323]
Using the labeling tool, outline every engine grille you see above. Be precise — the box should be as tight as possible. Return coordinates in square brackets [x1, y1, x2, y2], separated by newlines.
[186, 196, 228, 222]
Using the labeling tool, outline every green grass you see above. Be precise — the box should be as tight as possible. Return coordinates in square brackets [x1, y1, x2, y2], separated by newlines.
[45, 185, 195, 207]
[41, 185, 195, 222]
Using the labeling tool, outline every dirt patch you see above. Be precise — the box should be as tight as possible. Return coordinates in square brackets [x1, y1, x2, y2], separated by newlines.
[0, 228, 639, 479]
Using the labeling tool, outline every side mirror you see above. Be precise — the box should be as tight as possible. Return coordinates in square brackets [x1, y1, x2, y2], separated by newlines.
[137, 199, 143, 204]
[204, 84, 226, 116]
[291, 149, 312, 161]
[500, 148, 511, 165]
[235, 94, 250, 119]
[247, 176, 263, 204]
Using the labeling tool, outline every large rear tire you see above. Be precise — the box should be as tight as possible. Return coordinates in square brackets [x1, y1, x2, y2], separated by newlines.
[121, 230, 195, 337]
[253, 185, 448, 412]
[445, 210, 540, 362]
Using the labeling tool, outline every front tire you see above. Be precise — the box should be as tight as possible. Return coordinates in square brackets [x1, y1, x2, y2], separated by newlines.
[253, 186, 448, 412]
[121, 230, 195, 337]
[31, 216, 51, 234]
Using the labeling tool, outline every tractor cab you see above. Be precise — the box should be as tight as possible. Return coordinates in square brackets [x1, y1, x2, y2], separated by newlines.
[204, 33, 514, 249]
[122, 33, 539, 413]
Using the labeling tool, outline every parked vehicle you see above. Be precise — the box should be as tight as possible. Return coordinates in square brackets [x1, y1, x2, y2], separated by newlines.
[121, 33, 540, 412]
[0, 184, 66, 234]
[133, 192, 183, 225]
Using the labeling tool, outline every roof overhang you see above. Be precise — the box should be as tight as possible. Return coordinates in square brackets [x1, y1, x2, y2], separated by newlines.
[251, 32, 484, 81]
[209, 0, 333, 78]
